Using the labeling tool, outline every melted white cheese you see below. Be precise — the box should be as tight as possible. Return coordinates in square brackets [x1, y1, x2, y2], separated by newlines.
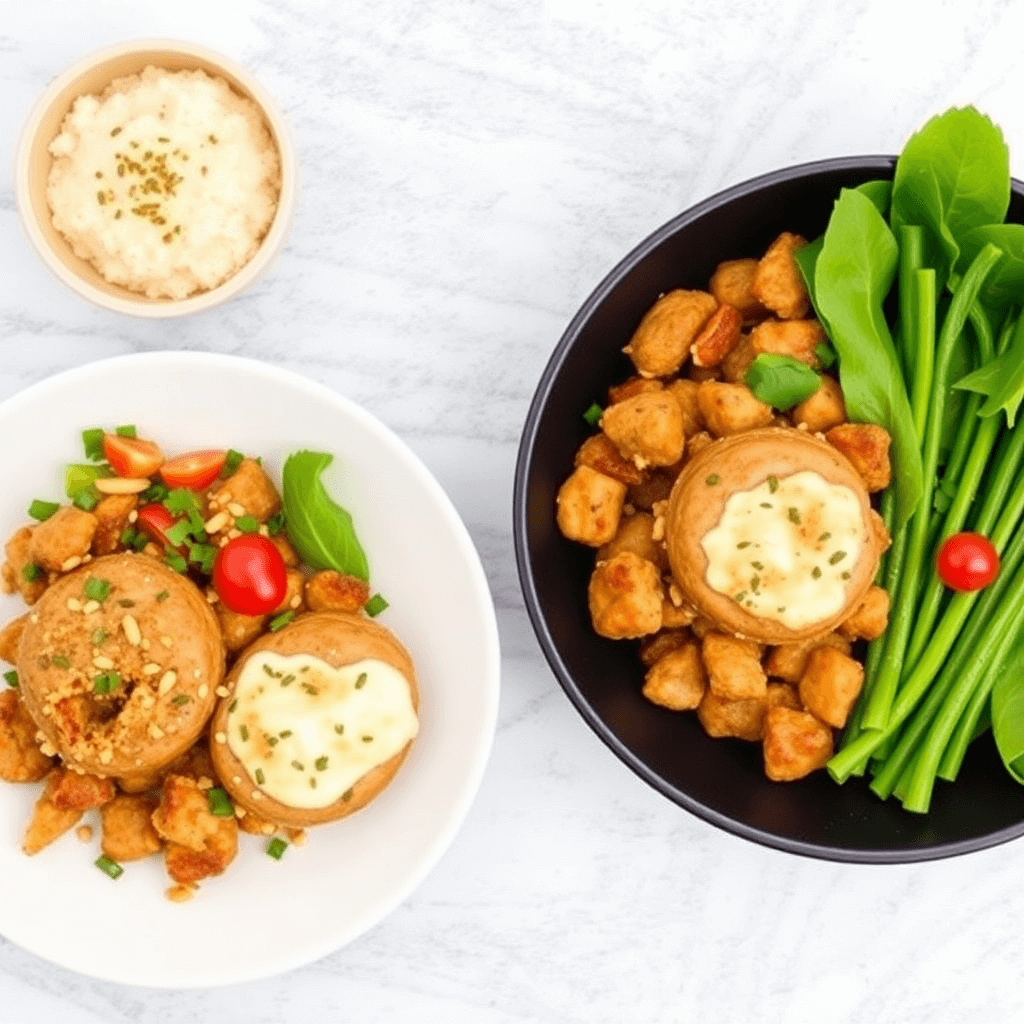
[227, 652, 418, 809]
[700, 470, 865, 630]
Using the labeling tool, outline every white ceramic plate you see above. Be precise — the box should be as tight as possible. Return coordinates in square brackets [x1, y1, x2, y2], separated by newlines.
[0, 352, 500, 987]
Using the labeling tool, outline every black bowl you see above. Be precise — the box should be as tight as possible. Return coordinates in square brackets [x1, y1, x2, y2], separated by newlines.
[514, 156, 1024, 863]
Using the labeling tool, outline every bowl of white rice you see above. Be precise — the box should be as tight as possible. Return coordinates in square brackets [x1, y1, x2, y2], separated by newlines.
[15, 40, 296, 318]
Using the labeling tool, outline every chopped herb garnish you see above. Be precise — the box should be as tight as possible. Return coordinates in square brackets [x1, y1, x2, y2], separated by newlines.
[120, 526, 138, 547]
[228, 699, 237, 713]
[291, 760, 304, 771]
[164, 488, 201, 515]
[334, 723, 345, 734]
[4, 670, 18, 689]
[767, 476, 779, 493]
[262, 664, 276, 677]
[302, 682, 319, 696]
[73, 488, 100, 512]
[84, 578, 111, 602]
[705, 474, 721, 485]
[342, 788, 353, 802]
[187, 542, 218, 574]
[21, 563, 44, 583]
[266, 838, 288, 860]
[269, 611, 295, 632]
[365, 593, 389, 617]
[760, 502, 773, 509]
[51, 655, 71, 670]
[28, 499, 60, 521]
[91, 628, 107, 646]
[736, 541, 751, 550]
[279, 729, 293, 739]
[239, 724, 250, 742]
[777, 607, 786, 613]
[355, 672, 367, 689]
[266, 510, 286, 535]
[362, 735, 373, 743]
[751, 561, 764, 571]
[118, 598, 136, 608]
[811, 566, 822, 579]
[829, 550, 848, 565]
[222, 449, 245, 477]
[139, 482, 169, 504]
[93, 672, 121, 695]
[788, 507, 801, 524]
[582, 401, 603, 427]
[315, 756, 329, 771]
[163, 520, 192, 547]
[156, 590, 170, 603]
[818, 532, 832, 542]
[841, 571, 851, 580]
[234, 515, 259, 534]
[207, 788, 234, 817]
[750, 575, 761, 592]
[255, 768, 266, 785]
[171, 694, 190, 706]
[164, 549, 188, 574]
[280, 674, 295, 687]
[94, 855, 123, 880]
[115, 424, 137, 438]
[82, 428, 105, 461]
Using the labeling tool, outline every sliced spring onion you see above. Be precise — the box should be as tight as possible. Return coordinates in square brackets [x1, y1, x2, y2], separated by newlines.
[315, 756, 328, 771]
[51, 655, 70, 670]
[28, 499, 60, 521]
[269, 611, 295, 632]
[4, 670, 18, 688]
[72, 488, 100, 512]
[364, 593, 389, 617]
[164, 549, 188, 574]
[90, 628, 107, 646]
[93, 672, 121, 695]
[234, 515, 259, 534]
[115, 424, 137, 438]
[94, 855, 124, 880]
[206, 787, 234, 817]
[82, 428, 105, 462]
[255, 767, 265, 785]
[266, 510, 286, 535]
[266, 837, 288, 860]
[188, 543, 218, 575]
[171, 694, 190, 706]
[65, 463, 111, 498]
[84, 578, 111, 602]
[582, 401, 603, 427]
[222, 449, 245, 477]
[21, 563, 44, 583]
[156, 590, 170, 602]
[140, 482, 169, 504]
[163, 520, 193, 547]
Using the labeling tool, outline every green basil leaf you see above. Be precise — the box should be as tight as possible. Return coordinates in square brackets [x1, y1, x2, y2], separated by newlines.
[281, 451, 369, 581]
[744, 354, 820, 410]
[814, 188, 923, 531]
[65, 463, 111, 498]
[891, 106, 1010, 287]
[990, 634, 1024, 784]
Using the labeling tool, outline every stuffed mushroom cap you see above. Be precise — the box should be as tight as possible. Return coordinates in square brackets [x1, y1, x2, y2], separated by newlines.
[664, 428, 888, 643]
[210, 611, 419, 828]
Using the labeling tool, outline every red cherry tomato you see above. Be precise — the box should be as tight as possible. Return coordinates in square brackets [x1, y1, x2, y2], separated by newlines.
[936, 532, 999, 592]
[212, 535, 287, 615]
[135, 503, 186, 554]
[160, 450, 227, 490]
[103, 434, 164, 478]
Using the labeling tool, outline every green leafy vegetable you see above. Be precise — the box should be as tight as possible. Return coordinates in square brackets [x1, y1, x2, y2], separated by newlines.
[744, 354, 820, 410]
[813, 188, 923, 530]
[365, 593, 389, 617]
[954, 308, 1024, 426]
[856, 179, 893, 216]
[82, 427, 105, 462]
[583, 402, 603, 427]
[958, 224, 1024, 317]
[891, 106, 1010, 286]
[281, 451, 369, 581]
[65, 463, 111, 498]
[989, 635, 1024, 784]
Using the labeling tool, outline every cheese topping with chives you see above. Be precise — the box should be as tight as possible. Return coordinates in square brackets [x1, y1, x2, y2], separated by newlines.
[700, 470, 865, 630]
[227, 651, 418, 809]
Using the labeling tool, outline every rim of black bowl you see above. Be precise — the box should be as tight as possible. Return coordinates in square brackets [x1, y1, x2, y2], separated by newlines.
[514, 154, 1024, 865]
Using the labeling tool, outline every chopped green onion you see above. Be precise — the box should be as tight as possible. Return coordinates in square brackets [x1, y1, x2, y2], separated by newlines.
[130, 532, 149, 552]
[705, 475, 720, 485]
[72, 488, 100, 512]
[90, 628, 107, 646]
[139, 482, 169, 504]
[28, 499, 60, 521]
[163, 488, 200, 515]
[65, 463, 111, 498]
[206, 787, 234, 817]
[4, 670, 18, 688]
[266, 837, 287, 860]
[234, 515, 259, 534]
[291, 760, 304, 771]
[239, 724, 249, 741]
[334, 723, 344, 734]
[93, 672, 121, 695]
[171, 694, 190, 706]
[364, 593, 389, 617]
[156, 590, 170, 602]
[222, 449, 245, 477]
[119, 526, 138, 547]
[21, 563, 44, 583]
[269, 611, 295, 632]
[315, 756, 328, 771]
[342, 788, 353, 801]
[163, 520, 192, 547]
[51, 655, 70, 670]
[582, 402, 603, 427]
[94, 855, 124, 879]
[115, 424, 137, 438]
[228, 699, 237, 713]
[84, 578, 111, 602]
[266, 510, 286, 535]
[164, 549, 188, 574]
[279, 729, 293, 738]
[829, 551, 848, 565]
[355, 672, 367, 689]
[118, 599, 135, 608]
[188, 543, 218, 575]
[82, 428, 105, 462]
[767, 476, 779, 494]
[788, 507, 801, 524]
[255, 767, 265, 785]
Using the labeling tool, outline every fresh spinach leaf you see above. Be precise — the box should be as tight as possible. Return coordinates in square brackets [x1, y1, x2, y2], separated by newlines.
[814, 188, 923, 530]
[954, 308, 1024, 426]
[958, 224, 1024, 317]
[282, 451, 369, 581]
[794, 236, 825, 321]
[856, 179, 892, 216]
[745, 354, 820, 410]
[891, 106, 1010, 287]
[990, 633, 1024, 785]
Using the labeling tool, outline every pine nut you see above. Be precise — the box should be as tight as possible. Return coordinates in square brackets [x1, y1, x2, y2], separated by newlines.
[95, 477, 150, 495]
[121, 614, 141, 646]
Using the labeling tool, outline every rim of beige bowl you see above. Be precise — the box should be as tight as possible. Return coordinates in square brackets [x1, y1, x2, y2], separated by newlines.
[14, 39, 297, 319]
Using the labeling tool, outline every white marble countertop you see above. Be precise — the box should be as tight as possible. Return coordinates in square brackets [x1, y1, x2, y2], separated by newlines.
[4, 1, 1024, 1020]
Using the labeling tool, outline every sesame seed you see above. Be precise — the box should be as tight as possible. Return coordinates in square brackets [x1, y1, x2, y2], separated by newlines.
[226, 502, 246, 517]
[143, 662, 161, 675]
[61, 556, 83, 572]
[92, 655, 114, 670]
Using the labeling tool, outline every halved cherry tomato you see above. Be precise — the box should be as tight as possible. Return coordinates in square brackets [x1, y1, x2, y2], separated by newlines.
[212, 535, 287, 616]
[136, 503, 185, 554]
[103, 434, 164, 478]
[160, 450, 227, 490]
[936, 532, 999, 592]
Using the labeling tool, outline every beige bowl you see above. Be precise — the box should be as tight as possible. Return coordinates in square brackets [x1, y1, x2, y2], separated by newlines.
[15, 39, 296, 318]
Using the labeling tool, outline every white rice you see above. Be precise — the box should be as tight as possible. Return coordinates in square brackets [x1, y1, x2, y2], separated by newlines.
[47, 66, 281, 300]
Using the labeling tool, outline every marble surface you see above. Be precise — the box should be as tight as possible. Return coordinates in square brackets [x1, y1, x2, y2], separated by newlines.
[3, 0, 1024, 1020]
